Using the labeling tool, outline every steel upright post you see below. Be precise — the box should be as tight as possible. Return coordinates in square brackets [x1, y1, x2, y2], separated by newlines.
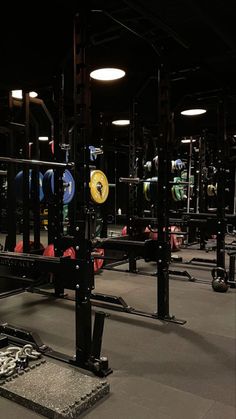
[216, 97, 226, 269]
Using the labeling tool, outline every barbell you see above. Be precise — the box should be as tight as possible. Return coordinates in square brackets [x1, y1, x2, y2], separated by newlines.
[15, 168, 109, 205]
[144, 157, 185, 173]
[42, 169, 109, 205]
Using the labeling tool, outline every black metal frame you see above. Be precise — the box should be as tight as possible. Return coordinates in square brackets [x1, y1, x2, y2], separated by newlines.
[90, 64, 186, 325]
[0, 8, 111, 377]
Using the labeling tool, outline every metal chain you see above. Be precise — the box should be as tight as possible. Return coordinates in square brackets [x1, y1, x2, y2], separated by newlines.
[0, 344, 41, 378]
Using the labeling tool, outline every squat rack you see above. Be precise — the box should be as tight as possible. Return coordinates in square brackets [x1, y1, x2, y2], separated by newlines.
[0, 7, 112, 377]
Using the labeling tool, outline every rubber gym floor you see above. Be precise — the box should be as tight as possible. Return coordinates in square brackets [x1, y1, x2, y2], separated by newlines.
[0, 234, 235, 419]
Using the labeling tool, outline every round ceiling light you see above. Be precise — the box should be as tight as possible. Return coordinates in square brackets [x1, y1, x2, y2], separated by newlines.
[112, 119, 130, 126]
[11, 90, 38, 99]
[38, 136, 49, 141]
[181, 138, 197, 143]
[90, 68, 125, 81]
[29, 91, 38, 98]
[180, 108, 207, 116]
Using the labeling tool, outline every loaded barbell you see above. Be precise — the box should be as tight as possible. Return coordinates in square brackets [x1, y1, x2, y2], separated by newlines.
[14, 166, 109, 205]
[42, 169, 109, 205]
[142, 176, 188, 203]
[143, 157, 185, 173]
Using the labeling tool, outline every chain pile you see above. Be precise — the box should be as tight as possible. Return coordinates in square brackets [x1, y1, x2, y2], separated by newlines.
[0, 344, 41, 378]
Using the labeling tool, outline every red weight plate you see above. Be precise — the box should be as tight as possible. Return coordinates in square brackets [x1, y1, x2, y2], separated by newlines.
[121, 226, 127, 236]
[14, 240, 45, 253]
[94, 248, 104, 273]
[43, 244, 76, 258]
[14, 240, 33, 253]
[171, 226, 182, 251]
[43, 244, 55, 257]
[149, 230, 158, 240]
[63, 247, 76, 259]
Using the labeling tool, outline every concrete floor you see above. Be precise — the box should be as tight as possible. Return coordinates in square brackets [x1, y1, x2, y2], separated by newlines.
[0, 244, 235, 419]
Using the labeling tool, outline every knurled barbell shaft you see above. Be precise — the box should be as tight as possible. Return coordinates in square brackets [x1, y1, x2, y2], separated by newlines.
[119, 177, 191, 185]
[0, 156, 74, 169]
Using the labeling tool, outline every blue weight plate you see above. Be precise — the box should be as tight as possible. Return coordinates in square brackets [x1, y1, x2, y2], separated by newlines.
[15, 170, 44, 202]
[175, 159, 184, 171]
[63, 169, 75, 204]
[42, 169, 54, 203]
[42, 169, 75, 204]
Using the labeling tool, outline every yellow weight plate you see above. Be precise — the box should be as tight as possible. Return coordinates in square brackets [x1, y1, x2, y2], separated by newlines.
[207, 184, 216, 197]
[89, 170, 109, 204]
[143, 181, 151, 201]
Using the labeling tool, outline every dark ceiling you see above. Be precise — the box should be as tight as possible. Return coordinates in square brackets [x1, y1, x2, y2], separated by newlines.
[0, 0, 236, 138]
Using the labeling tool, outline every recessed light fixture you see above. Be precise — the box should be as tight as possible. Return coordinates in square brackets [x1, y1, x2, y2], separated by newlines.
[11, 90, 38, 99]
[29, 91, 38, 98]
[180, 108, 207, 116]
[90, 68, 125, 81]
[181, 138, 197, 144]
[38, 136, 49, 141]
[112, 119, 130, 126]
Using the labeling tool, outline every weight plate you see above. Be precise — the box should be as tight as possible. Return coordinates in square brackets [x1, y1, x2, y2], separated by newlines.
[43, 244, 76, 259]
[143, 181, 151, 201]
[42, 170, 54, 203]
[175, 159, 184, 171]
[172, 177, 184, 201]
[207, 184, 217, 196]
[63, 169, 75, 204]
[42, 169, 75, 204]
[94, 248, 104, 272]
[181, 170, 194, 184]
[171, 225, 183, 251]
[89, 170, 109, 204]
[14, 240, 45, 253]
[171, 186, 178, 201]
[15, 170, 44, 202]
[122, 226, 127, 236]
